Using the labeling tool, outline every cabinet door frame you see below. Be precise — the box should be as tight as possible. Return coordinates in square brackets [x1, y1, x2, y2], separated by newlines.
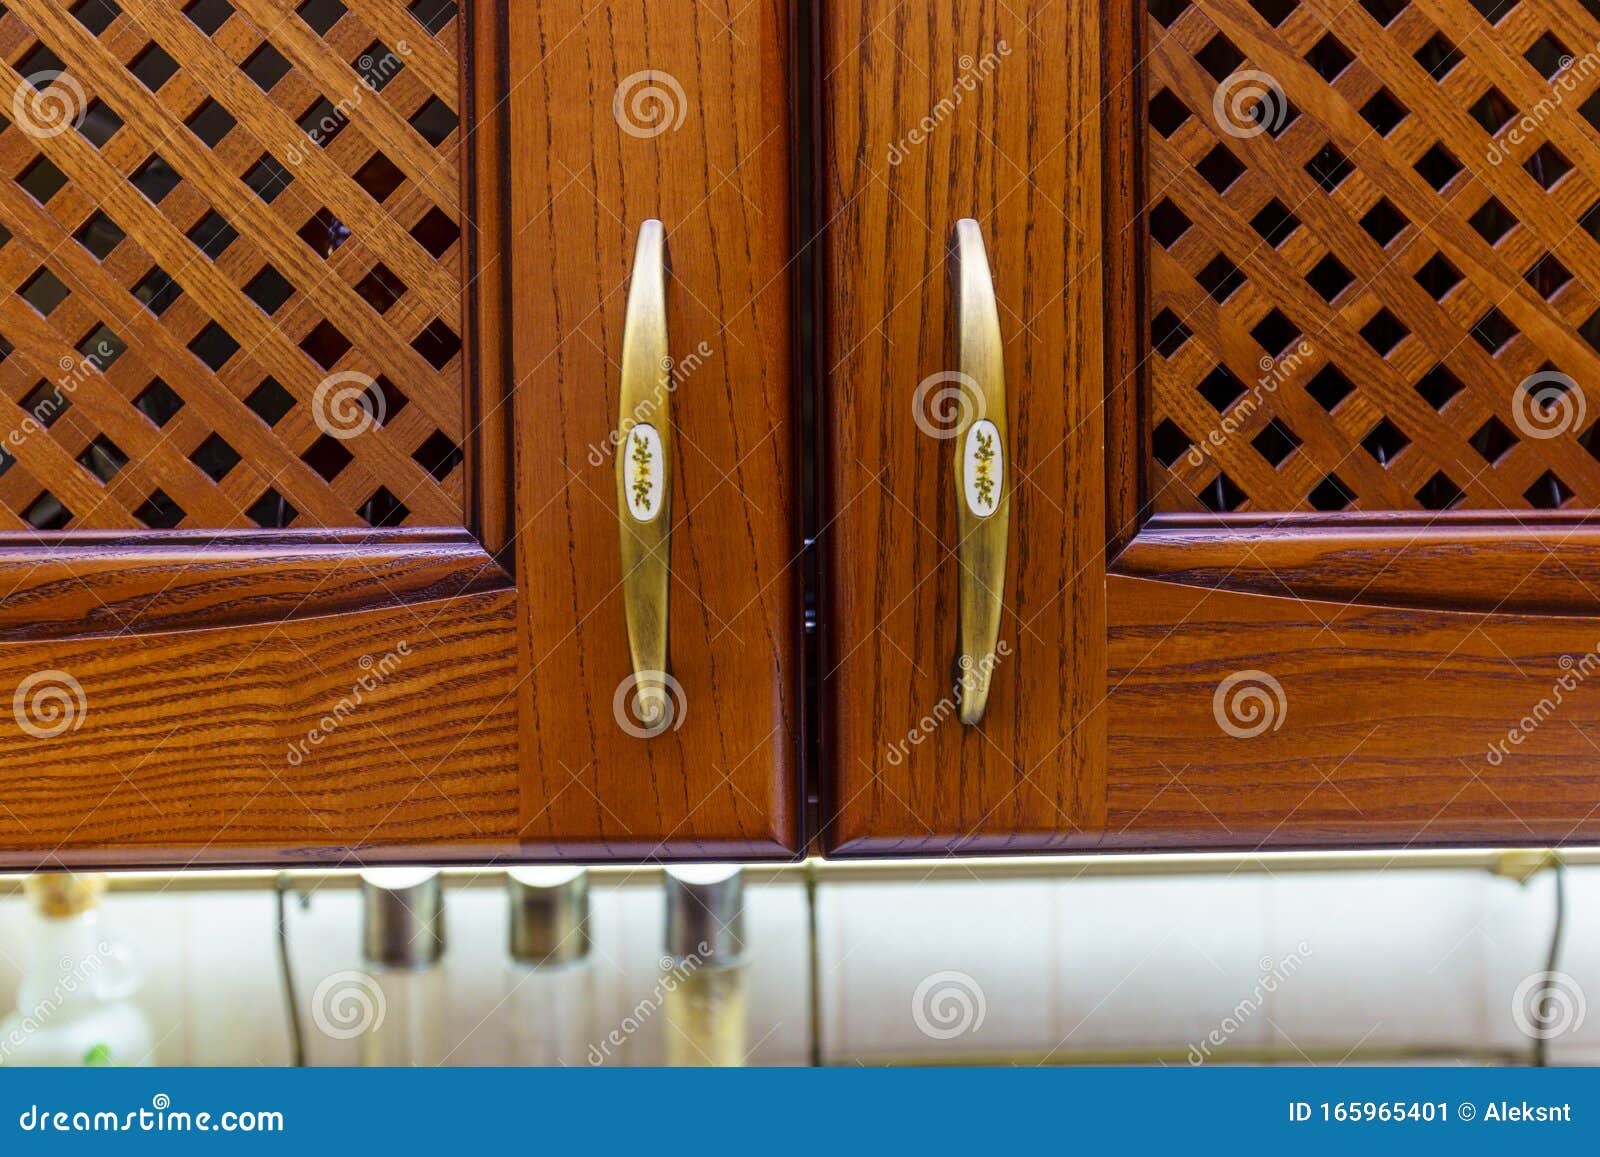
[0, 0, 520, 869]
[1103, 0, 1600, 853]
[506, 0, 806, 861]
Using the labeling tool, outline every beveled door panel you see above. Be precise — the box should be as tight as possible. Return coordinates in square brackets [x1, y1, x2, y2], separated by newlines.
[0, 0, 522, 869]
[1103, 0, 1600, 853]
[509, 0, 802, 858]
[820, 0, 1107, 854]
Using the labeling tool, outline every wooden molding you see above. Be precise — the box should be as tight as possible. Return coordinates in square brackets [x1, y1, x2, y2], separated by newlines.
[0, 529, 510, 641]
[1115, 512, 1600, 615]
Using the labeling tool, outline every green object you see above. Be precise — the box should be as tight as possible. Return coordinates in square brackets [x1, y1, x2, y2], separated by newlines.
[82, 1043, 113, 1066]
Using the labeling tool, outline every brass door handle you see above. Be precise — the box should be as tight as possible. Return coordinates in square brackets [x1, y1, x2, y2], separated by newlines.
[950, 219, 1008, 725]
[617, 220, 672, 731]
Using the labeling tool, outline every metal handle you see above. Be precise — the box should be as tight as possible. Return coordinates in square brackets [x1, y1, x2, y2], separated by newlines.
[950, 219, 1008, 725]
[616, 220, 672, 730]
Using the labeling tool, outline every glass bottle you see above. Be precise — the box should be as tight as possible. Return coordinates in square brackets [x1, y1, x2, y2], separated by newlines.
[505, 867, 594, 1065]
[0, 874, 151, 1067]
[662, 865, 748, 1067]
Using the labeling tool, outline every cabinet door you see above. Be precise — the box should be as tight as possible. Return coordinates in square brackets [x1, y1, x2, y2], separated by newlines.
[1104, 0, 1600, 850]
[825, 0, 1600, 855]
[820, 0, 1108, 853]
[508, 0, 802, 857]
[0, 0, 520, 866]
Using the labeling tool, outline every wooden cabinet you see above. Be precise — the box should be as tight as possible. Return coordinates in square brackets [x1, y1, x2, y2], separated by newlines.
[7, 0, 1598, 865]
[821, 0, 1600, 854]
[0, 0, 800, 866]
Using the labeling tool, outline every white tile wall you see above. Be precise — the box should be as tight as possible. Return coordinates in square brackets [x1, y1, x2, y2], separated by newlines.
[0, 865, 1592, 1066]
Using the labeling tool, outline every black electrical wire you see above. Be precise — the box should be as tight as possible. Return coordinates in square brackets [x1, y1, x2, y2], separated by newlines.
[275, 873, 307, 1068]
[1532, 857, 1568, 1067]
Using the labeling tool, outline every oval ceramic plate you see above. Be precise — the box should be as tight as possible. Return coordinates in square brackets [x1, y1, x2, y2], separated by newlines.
[623, 423, 666, 522]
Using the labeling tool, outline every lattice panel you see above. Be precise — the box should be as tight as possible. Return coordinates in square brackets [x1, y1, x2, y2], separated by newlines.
[0, 0, 465, 530]
[1146, 0, 1600, 513]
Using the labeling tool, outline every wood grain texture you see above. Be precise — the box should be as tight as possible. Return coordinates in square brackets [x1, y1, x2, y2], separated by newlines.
[1116, 512, 1600, 614]
[0, 588, 521, 868]
[821, 0, 1107, 855]
[0, 3, 527, 867]
[508, 0, 802, 858]
[463, 0, 514, 554]
[1107, 573, 1600, 850]
[1105, 0, 1149, 553]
